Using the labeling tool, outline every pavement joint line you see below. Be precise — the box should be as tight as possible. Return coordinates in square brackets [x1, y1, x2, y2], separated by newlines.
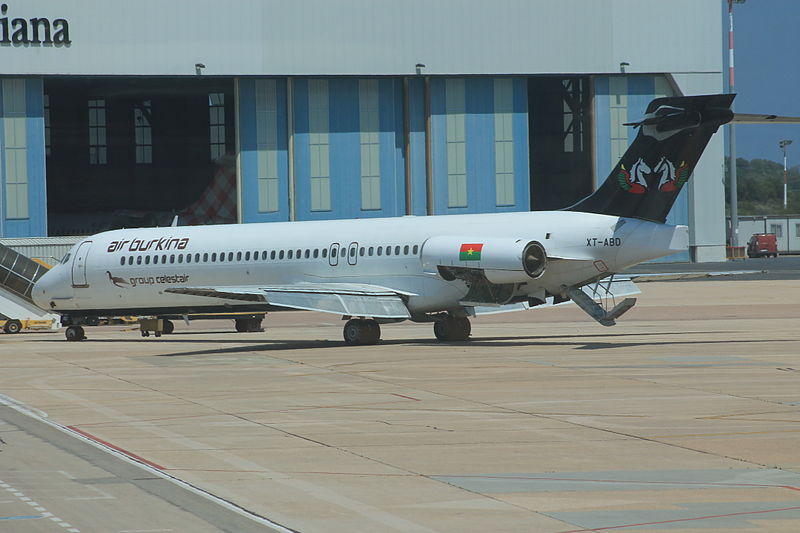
[0, 393, 297, 533]
[553, 504, 800, 533]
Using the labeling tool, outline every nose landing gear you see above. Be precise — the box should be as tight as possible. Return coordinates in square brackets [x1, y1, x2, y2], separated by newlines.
[65, 325, 86, 341]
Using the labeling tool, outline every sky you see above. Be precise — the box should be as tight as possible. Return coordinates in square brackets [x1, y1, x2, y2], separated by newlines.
[726, 0, 800, 164]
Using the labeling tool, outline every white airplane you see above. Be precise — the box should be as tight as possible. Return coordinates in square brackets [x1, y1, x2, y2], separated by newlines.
[27, 94, 737, 343]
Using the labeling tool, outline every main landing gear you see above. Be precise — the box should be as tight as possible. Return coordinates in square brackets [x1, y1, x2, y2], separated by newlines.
[433, 315, 471, 342]
[343, 319, 381, 345]
[235, 317, 264, 333]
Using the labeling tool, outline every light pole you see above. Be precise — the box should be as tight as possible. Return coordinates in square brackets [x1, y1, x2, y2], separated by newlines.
[728, 0, 746, 248]
[780, 139, 793, 209]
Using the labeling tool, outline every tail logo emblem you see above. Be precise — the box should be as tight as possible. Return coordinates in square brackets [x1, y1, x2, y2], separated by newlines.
[617, 157, 689, 194]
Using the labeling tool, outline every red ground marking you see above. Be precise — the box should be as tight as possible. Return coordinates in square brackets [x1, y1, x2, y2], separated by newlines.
[391, 393, 421, 401]
[555, 505, 800, 533]
[67, 426, 165, 470]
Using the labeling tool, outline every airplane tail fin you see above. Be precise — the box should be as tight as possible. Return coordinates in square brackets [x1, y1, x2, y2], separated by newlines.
[567, 94, 734, 223]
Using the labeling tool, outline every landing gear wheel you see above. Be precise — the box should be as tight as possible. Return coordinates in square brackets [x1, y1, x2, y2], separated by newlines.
[162, 319, 175, 334]
[4, 319, 22, 334]
[433, 316, 471, 342]
[343, 319, 381, 346]
[364, 320, 381, 344]
[65, 325, 85, 341]
[234, 318, 263, 332]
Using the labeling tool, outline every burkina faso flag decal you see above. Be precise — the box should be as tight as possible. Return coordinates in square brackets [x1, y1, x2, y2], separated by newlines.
[459, 243, 483, 261]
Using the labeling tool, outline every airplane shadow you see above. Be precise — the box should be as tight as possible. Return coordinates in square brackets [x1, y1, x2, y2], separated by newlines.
[35, 330, 777, 358]
[148, 330, 762, 358]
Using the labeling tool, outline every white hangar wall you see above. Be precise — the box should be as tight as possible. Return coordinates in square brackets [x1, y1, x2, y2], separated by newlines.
[4, 0, 721, 76]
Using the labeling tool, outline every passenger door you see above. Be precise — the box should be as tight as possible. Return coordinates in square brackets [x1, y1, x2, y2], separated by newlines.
[71, 241, 92, 287]
[347, 242, 358, 266]
[328, 242, 340, 267]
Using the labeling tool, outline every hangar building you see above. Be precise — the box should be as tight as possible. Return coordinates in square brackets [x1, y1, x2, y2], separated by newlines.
[0, 0, 725, 261]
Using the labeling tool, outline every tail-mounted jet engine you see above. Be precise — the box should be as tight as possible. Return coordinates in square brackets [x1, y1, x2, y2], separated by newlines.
[420, 237, 547, 285]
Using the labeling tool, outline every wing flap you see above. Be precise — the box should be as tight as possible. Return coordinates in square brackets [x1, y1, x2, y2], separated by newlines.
[165, 282, 411, 318]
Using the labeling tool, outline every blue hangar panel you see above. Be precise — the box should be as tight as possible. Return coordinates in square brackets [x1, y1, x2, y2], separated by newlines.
[429, 77, 528, 215]
[292, 78, 405, 221]
[238, 78, 291, 223]
[0, 78, 47, 238]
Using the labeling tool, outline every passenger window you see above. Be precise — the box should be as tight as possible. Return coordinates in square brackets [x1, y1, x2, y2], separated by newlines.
[305, 249, 310, 259]
[322, 248, 327, 258]
[262, 251, 268, 260]
[203, 253, 209, 262]
[186, 254, 192, 264]
[145, 255, 150, 265]
[394, 246, 400, 255]
[136, 256, 142, 265]
[288, 250, 293, 259]
[369, 246, 374, 256]
[359, 247, 365, 256]
[245, 251, 250, 261]
[162, 254, 167, 263]
[413, 245, 419, 255]
[220, 253, 225, 262]
[313, 249, 319, 258]
[211, 252, 217, 262]
[377, 247, 383, 256]
[279, 250, 285, 259]
[153, 255, 159, 264]
[403, 245, 409, 255]
[178, 254, 183, 263]
[350, 247, 356, 257]
[270, 250, 276, 260]
[195, 253, 200, 262]
[237, 252, 242, 261]
[386, 246, 392, 256]
[332, 248, 337, 258]
[228, 252, 234, 261]
[120, 257, 125, 266]
[128, 256, 134, 265]
[170, 254, 175, 264]
[297, 249, 302, 258]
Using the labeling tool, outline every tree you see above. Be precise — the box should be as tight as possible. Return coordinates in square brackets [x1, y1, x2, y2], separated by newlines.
[725, 157, 800, 215]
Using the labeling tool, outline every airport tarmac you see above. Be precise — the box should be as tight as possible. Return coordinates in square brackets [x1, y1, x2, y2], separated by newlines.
[1, 279, 800, 532]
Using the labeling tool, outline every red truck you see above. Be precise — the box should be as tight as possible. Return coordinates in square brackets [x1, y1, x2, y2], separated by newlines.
[747, 233, 778, 258]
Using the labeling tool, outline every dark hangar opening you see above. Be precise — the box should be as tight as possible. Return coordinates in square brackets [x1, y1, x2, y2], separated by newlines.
[44, 78, 236, 236]
[528, 76, 593, 211]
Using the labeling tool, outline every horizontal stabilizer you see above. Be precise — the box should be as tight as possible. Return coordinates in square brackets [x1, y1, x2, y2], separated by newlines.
[731, 113, 800, 124]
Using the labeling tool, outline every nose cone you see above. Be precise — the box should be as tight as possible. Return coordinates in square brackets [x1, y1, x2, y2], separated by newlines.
[32, 265, 70, 311]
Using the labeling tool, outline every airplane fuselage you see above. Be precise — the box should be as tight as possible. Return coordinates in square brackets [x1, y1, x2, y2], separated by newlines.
[33, 210, 687, 318]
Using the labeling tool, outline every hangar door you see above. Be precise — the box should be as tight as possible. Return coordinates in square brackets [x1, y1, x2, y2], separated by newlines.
[528, 77, 593, 211]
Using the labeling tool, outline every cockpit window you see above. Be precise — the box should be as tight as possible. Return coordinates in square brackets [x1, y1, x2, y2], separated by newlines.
[62, 253, 71, 263]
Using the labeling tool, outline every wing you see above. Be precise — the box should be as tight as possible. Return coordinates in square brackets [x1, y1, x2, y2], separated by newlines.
[165, 282, 412, 319]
